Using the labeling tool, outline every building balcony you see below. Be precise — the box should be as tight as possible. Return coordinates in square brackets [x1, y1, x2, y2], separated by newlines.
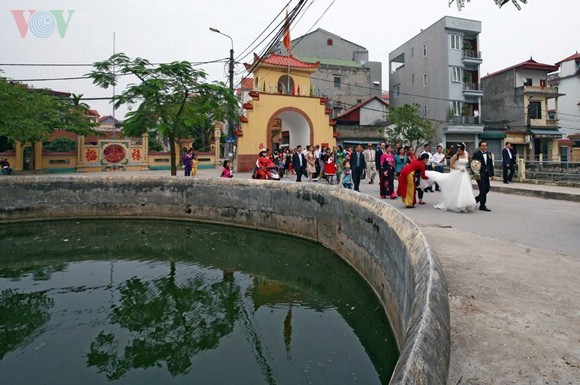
[462, 50, 482, 65]
[463, 82, 483, 96]
[529, 118, 559, 128]
[522, 85, 561, 99]
[448, 116, 481, 125]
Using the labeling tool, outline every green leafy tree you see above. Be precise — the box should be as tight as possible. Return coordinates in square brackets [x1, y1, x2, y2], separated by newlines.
[0, 77, 97, 145]
[87, 54, 238, 175]
[44, 137, 76, 152]
[382, 103, 435, 150]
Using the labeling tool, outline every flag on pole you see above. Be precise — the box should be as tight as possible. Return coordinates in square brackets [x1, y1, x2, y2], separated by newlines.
[283, 10, 292, 56]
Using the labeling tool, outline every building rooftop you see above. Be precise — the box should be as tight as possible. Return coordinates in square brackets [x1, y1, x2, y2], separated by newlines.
[556, 52, 580, 66]
[295, 56, 362, 68]
[482, 58, 559, 80]
[244, 53, 320, 72]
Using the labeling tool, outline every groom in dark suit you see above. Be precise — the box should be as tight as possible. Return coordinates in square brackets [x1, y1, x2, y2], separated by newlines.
[472, 140, 494, 212]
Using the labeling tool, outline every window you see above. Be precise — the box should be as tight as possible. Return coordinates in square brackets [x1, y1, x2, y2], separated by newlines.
[451, 67, 462, 82]
[451, 101, 461, 116]
[412, 73, 415, 84]
[411, 47, 414, 57]
[451, 34, 461, 50]
[528, 102, 542, 119]
[327, 38, 333, 46]
[393, 84, 400, 98]
[332, 106, 342, 117]
[277, 75, 294, 94]
[423, 44, 427, 56]
[333, 75, 341, 88]
[423, 73, 427, 86]
[524, 78, 533, 86]
[424, 105, 428, 118]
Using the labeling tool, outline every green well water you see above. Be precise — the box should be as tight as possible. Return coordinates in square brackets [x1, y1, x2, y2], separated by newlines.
[0, 219, 398, 384]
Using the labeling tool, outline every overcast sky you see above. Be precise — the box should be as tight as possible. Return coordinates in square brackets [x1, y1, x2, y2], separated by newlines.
[1, 0, 578, 119]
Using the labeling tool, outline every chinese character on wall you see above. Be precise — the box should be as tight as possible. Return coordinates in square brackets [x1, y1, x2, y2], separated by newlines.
[85, 149, 97, 162]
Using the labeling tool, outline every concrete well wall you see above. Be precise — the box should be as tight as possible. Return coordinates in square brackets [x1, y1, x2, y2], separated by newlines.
[0, 176, 450, 384]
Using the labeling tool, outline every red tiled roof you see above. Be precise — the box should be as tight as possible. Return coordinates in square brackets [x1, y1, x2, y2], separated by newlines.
[240, 77, 253, 89]
[244, 53, 319, 71]
[335, 96, 388, 121]
[482, 58, 558, 80]
[237, 78, 254, 95]
[86, 109, 99, 116]
[556, 52, 580, 66]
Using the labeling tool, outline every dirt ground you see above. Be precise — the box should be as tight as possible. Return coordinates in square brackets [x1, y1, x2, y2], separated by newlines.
[421, 226, 580, 385]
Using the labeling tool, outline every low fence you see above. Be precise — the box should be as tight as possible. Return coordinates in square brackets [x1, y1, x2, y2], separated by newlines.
[493, 159, 580, 185]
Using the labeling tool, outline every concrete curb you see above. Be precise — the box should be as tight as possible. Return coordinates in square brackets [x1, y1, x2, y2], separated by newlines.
[492, 186, 580, 202]
[471, 182, 580, 202]
[0, 176, 451, 384]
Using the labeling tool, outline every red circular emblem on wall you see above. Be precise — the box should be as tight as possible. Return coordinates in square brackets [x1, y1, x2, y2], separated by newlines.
[103, 144, 126, 163]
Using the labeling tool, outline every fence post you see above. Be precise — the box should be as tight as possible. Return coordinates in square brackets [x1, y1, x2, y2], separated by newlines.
[518, 158, 526, 182]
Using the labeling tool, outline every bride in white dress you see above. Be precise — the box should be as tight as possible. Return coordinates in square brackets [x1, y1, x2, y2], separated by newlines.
[424, 143, 477, 212]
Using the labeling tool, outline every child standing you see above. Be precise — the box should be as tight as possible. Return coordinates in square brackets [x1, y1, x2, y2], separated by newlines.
[324, 149, 337, 184]
[340, 162, 353, 189]
[221, 160, 233, 178]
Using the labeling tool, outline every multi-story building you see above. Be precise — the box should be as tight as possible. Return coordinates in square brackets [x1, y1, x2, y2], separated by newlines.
[273, 28, 382, 117]
[388, 16, 484, 153]
[482, 58, 562, 160]
[548, 52, 580, 137]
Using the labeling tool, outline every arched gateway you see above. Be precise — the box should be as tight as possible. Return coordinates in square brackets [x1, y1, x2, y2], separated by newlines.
[236, 53, 336, 171]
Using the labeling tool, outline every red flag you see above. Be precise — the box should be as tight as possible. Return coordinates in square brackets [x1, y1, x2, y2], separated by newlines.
[283, 10, 292, 56]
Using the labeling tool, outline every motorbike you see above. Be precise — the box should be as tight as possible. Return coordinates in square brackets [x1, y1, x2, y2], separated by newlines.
[1, 159, 12, 175]
[252, 162, 280, 180]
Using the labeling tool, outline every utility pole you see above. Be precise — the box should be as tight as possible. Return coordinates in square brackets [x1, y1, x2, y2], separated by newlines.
[210, 27, 235, 163]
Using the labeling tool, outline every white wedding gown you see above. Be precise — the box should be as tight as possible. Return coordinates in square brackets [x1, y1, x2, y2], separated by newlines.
[425, 157, 477, 212]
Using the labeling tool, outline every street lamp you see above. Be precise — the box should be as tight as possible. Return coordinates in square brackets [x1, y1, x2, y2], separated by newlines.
[209, 27, 235, 163]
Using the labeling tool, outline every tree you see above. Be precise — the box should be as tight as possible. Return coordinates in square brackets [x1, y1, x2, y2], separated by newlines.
[450, 0, 527, 11]
[87, 54, 238, 176]
[44, 137, 76, 152]
[382, 103, 435, 149]
[0, 77, 97, 145]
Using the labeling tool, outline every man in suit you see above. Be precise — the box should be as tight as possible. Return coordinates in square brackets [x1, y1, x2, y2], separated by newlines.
[351, 144, 366, 192]
[375, 141, 386, 171]
[292, 145, 306, 182]
[472, 140, 494, 212]
[502, 141, 515, 184]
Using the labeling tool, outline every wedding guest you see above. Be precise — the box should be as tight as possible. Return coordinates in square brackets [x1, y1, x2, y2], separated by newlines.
[394, 146, 408, 178]
[397, 153, 430, 208]
[335, 145, 346, 180]
[363, 143, 377, 185]
[502, 142, 514, 184]
[182, 148, 193, 177]
[306, 146, 317, 182]
[432, 145, 447, 191]
[407, 146, 417, 162]
[324, 148, 337, 184]
[351, 144, 366, 192]
[375, 141, 387, 176]
[340, 162, 353, 189]
[220, 160, 234, 178]
[292, 145, 306, 182]
[420, 143, 434, 192]
[380, 144, 397, 199]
